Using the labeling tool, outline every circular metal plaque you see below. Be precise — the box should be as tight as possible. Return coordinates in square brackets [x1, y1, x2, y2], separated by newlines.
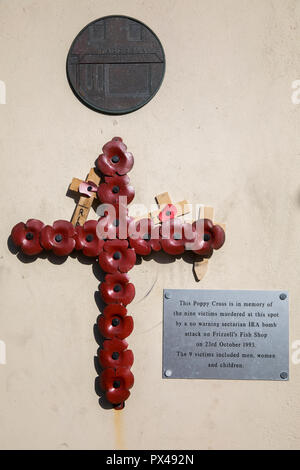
[66, 15, 165, 115]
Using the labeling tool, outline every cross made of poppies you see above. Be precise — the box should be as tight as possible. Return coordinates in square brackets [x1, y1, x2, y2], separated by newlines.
[10, 137, 226, 410]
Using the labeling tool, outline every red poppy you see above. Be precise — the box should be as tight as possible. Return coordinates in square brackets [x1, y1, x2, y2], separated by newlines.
[99, 338, 134, 369]
[97, 174, 135, 206]
[96, 208, 133, 240]
[100, 366, 134, 405]
[100, 273, 135, 306]
[40, 220, 76, 256]
[192, 219, 225, 257]
[11, 219, 44, 256]
[75, 220, 104, 257]
[98, 240, 136, 273]
[96, 137, 134, 176]
[158, 204, 177, 222]
[128, 218, 161, 256]
[98, 304, 134, 340]
[78, 181, 98, 197]
[160, 220, 195, 255]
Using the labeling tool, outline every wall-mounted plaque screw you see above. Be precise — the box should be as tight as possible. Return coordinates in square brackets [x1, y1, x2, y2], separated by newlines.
[165, 292, 171, 299]
[279, 293, 287, 300]
[280, 372, 288, 379]
[164, 369, 172, 377]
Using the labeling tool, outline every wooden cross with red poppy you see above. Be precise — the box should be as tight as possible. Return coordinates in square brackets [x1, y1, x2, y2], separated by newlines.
[134, 192, 225, 281]
[69, 167, 100, 226]
[10, 137, 225, 410]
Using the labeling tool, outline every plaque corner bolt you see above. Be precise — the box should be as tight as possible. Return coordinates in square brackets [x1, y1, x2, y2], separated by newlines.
[279, 293, 287, 300]
[280, 372, 288, 380]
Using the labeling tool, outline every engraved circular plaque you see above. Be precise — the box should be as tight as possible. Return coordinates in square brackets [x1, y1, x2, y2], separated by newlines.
[66, 15, 166, 115]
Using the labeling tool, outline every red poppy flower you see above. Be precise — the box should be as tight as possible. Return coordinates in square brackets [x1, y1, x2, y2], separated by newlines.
[160, 220, 195, 255]
[158, 204, 177, 222]
[96, 137, 134, 176]
[75, 220, 104, 257]
[98, 240, 136, 273]
[11, 219, 44, 256]
[99, 338, 134, 369]
[98, 304, 134, 340]
[128, 218, 161, 256]
[191, 219, 225, 257]
[100, 366, 134, 405]
[97, 175, 135, 206]
[100, 273, 135, 306]
[96, 208, 133, 240]
[40, 220, 76, 256]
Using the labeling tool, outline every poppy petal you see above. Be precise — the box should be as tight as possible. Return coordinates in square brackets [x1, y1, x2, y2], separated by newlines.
[11, 223, 26, 246]
[40, 225, 54, 251]
[212, 225, 225, 250]
[106, 388, 130, 404]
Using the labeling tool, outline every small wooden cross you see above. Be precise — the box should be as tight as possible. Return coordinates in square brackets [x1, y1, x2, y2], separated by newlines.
[193, 206, 226, 281]
[135, 191, 226, 281]
[68, 168, 101, 226]
[135, 191, 190, 224]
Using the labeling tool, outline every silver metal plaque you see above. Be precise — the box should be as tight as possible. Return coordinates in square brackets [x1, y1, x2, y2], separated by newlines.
[163, 289, 289, 381]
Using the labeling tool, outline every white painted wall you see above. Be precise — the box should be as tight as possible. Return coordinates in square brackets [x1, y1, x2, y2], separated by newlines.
[0, 0, 299, 450]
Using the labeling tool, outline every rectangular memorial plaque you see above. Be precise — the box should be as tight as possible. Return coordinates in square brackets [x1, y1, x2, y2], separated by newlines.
[163, 289, 289, 381]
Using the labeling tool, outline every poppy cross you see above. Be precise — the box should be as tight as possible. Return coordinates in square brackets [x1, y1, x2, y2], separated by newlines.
[10, 137, 225, 410]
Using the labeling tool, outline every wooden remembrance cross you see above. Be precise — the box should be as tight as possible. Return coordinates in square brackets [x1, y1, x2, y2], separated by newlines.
[10, 137, 226, 410]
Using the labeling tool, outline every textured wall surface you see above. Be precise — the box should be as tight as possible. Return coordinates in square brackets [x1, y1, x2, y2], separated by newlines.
[0, 0, 299, 450]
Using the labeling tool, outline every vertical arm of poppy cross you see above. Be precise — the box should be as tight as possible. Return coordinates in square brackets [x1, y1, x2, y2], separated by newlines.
[94, 137, 136, 410]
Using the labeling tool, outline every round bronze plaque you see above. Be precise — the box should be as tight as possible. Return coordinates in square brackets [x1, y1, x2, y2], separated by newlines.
[66, 15, 165, 115]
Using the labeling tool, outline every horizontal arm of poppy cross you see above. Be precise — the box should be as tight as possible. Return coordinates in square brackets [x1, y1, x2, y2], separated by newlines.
[10, 137, 226, 410]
